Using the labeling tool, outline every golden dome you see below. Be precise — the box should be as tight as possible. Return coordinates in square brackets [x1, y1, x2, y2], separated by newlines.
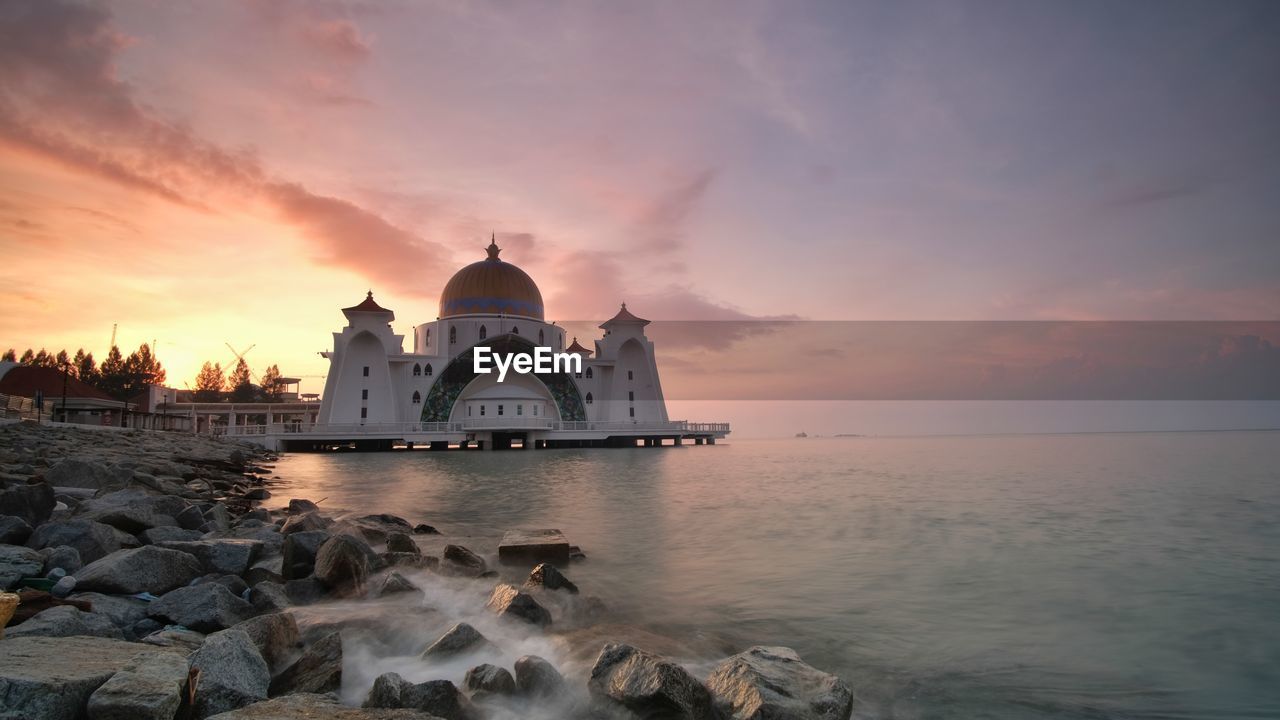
[439, 238, 544, 320]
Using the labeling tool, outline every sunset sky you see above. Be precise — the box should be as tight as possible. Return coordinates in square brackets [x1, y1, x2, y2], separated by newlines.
[2, 0, 1279, 406]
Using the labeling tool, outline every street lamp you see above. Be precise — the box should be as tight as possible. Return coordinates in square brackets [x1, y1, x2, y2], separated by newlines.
[60, 360, 70, 424]
[162, 391, 169, 430]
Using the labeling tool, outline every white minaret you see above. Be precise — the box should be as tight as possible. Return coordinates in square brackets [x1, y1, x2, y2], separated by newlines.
[317, 292, 404, 425]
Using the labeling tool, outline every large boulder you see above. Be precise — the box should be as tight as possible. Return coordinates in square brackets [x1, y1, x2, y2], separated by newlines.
[248, 580, 291, 614]
[588, 643, 718, 720]
[41, 544, 83, 574]
[497, 529, 570, 567]
[268, 630, 342, 695]
[76, 489, 184, 533]
[281, 529, 329, 580]
[0, 542, 44, 590]
[67, 592, 149, 632]
[44, 458, 132, 490]
[524, 562, 579, 595]
[86, 650, 190, 720]
[4, 604, 123, 639]
[0, 514, 34, 544]
[0, 481, 56, 526]
[75, 545, 203, 594]
[188, 628, 270, 718]
[26, 519, 139, 563]
[485, 583, 551, 627]
[312, 534, 369, 596]
[463, 664, 515, 696]
[363, 673, 475, 720]
[233, 612, 300, 673]
[157, 539, 263, 575]
[280, 512, 328, 535]
[205, 692, 443, 718]
[335, 513, 415, 543]
[441, 545, 486, 576]
[148, 582, 254, 633]
[0, 635, 183, 720]
[385, 532, 420, 555]
[514, 655, 567, 699]
[139, 526, 205, 544]
[376, 571, 421, 597]
[421, 622, 490, 660]
[705, 646, 854, 720]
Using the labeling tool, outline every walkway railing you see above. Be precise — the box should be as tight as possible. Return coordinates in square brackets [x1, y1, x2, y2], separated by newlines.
[222, 419, 730, 437]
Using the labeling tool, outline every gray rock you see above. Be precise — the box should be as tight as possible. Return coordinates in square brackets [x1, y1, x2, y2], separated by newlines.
[206, 692, 445, 719]
[382, 552, 433, 570]
[157, 539, 263, 575]
[140, 627, 207, 653]
[204, 503, 232, 532]
[705, 646, 854, 720]
[0, 481, 56, 526]
[239, 508, 272, 524]
[413, 523, 440, 535]
[269, 630, 342, 695]
[0, 636, 183, 720]
[364, 673, 475, 720]
[40, 544, 83, 574]
[188, 628, 270, 718]
[421, 622, 490, 660]
[485, 583, 552, 627]
[233, 612, 300, 673]
[0, 542, 44, 590]
[148, 582, 255, 633]
[249, 580, 291, 614]
[281, 529, 329, 580]
[312, 534, 369, 596]
[284, 576, 326, 605]
[524, 562, 579, 595]
[5, 604, 123, 639]
[243, 488, 270, 501]
[51, 574, 76, 597]
[377, 571, 421, 597]
[45, 458, 132, 490]
[441, 544, 486, 576]
[175, 505, 205, 530]
[219, 524, 284, 554]
[286, 498, 318, 515]
[386, 532, 420, 554]
[337, 513, 414, 543]
[280, 511, 328, 535]
[243, 556, 284, 587]
[0, 514, 33, 544]
[68, 591, 149, 630]
[194, 573, 250, 597]
[514, 655, 567, 699]
[76, 545, 204, 594]
[87, 650, 190, 720]
[77, 489, 183, 533]
[139, 526, 204, 544]
[463, 663, 515, 695]
[130, 617, 164, 640]
[588, 643, 717, 720]
[26, 519, 139, 563]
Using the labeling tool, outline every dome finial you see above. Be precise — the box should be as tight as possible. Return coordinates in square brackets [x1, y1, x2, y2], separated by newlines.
[486, 233, 501, 261]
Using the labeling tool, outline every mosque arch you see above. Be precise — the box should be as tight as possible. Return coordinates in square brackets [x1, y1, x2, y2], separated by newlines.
[419, 335, 585, 422]
[412, 391, 421, 404]
[479, 325, 487, 340]
[413, 363, 421, 376]
[424, 363, 433, 377]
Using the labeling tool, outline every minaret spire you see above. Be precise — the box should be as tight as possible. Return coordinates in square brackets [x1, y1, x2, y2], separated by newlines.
[486, 233, 501, 261]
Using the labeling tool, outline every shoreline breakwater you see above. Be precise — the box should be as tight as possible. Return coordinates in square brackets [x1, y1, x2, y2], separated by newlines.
[0, 421, 854, 720]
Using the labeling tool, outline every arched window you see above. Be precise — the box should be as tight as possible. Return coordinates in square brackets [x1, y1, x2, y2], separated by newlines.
[479, 325, 487, 340]
[585, 392, 593, 404]
[413, 363, 421, 376]
[425, 363, 433, 377]
[538, 329, 544, 345]
[585, 367, 593, 379]
[412, 391, 421, 404]
[449, 326, 457, 344]
[512, 325, 519, 335]
[425, 328, 431, 345]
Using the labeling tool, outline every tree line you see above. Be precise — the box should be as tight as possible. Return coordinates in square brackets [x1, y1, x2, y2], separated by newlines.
[3, 345, 287, 404]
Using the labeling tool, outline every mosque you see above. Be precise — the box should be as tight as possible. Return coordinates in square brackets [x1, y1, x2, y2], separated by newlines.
[306, 238, 728, 450]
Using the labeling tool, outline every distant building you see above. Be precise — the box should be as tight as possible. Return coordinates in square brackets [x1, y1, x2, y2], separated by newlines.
[0, 362, 126, 425]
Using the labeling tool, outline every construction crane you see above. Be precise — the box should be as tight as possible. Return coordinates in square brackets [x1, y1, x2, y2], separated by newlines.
[108, 323, 117, 350]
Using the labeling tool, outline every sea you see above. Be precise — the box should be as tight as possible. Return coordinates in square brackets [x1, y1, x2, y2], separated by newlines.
[273, 431, 1280, 719]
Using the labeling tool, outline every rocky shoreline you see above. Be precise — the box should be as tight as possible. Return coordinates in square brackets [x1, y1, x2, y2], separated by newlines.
[0, 421, 854, 720]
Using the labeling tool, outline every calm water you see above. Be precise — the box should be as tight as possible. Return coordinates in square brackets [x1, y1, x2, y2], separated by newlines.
[274, 432, 1280, 719]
